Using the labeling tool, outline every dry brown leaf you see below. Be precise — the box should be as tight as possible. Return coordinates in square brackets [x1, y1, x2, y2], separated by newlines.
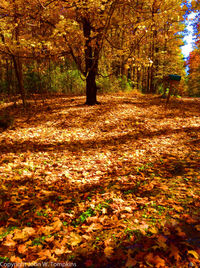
[13, 227, 35, 241]
[37, 249, 52, 260]
[55, 246, 71, 255]
[39, 226, 54, 235]
[18, 244, 28, 254]
[125, 249, 137, 267]
[124, 206, 132, 212]
[86, 223, 103, 233]
[145, 253, 166, 267]
[169, 244, 181, 261]
[175, 226, 186, 237]
[52, 219, 63, 232]
[3, 234, 16, 247]
[82, 234, 92, 240]
[69, 232, 82, 246]
[149, 227, 158, 234]
[188, 250, 199, 259]
[195, 225, 200, 231]
[154, 255, 166, 268]
[10, 256, 23, 262]
[104, 246, 114, 257]
[104, 238, 112, 247]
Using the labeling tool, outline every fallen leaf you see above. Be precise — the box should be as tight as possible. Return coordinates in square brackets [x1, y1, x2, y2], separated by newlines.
[125, 249, 137, 267]
[104, 246, 114, 257]
[69, 232, 82, 246]
[18, 244, 27, 254]
[169, 244, 181, 261]
[37, 249, 52, 260]
[145, 253, 166, 267]
[188, 250, 199, 259]
[124, 206, 132, 212]
[86, 223, 103, 233]
[149, 227, 158, 234]
[52, 219, 63, 232]
[55, 246, 71, 255]
[195, 225, 200, 231]
[154, 255, 166, 268]
[10, 256, 23, 262]
[61, 199, 72, 204]
[175, 226, 186, 237]
[13, 227, 35, 241]
[3, 234, 16, 247]
[39, 226, 54, 235]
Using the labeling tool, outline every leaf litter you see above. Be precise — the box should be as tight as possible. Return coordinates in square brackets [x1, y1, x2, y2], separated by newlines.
[0, 93, 200, 267]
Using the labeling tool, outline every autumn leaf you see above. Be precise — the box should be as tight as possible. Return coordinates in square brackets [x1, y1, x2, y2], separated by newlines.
[154, 256, 166, 268]
[51, 218, 63, 232]
[18, 244, 28, 254]
[169, 244, 181, 262]
[124, 206, 132, 213]
[69, 232, 82, 246]
[13, 227, 36, 241]
[157, 235, 168, 250]
[10, 256, 23, 263]
[125, 249, 137, 267]
[39, 226, 54, 236]
[149, 226, 158, 234]
[195, 225, 200, 231]
[55, 246, 71, 255]
[175, 226, 186, 237]
[61, 199, 72, 204]
[145, 252, 155, 266]
[45, 236, 54, 243]
[85, 223, 103, 233]
[188, 250, 199, 259]
[104, 246, 114, 258]
[3, 234, 16, 247]
[145, 253, 166, 267]
[37, 249, 52, 260]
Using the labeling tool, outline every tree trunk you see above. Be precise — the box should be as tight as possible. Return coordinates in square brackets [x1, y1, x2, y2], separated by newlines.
[83, 18, 99, 105]
[6, 59, 11, 95]
[85, 69, 98, 105]
[12, 55, 26, 107]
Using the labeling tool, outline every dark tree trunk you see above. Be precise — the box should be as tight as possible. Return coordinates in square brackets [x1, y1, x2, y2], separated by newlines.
[6, 59, 11, 95]
[83, 18, 100, 105]
[85, 69, 98, 105]
[12, 55, 26, 107]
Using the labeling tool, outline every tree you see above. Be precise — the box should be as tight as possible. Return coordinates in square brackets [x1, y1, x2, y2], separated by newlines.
[0, 0, 189, 103]
[50, 0, 150, 105]
[187, 0, 200, 96]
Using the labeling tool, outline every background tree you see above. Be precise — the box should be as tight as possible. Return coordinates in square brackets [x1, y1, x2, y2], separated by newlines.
[0, 0, 190, 104]
[187, 0, 200, 96]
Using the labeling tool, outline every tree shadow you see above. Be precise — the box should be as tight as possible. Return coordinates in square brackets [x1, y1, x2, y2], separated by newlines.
[1, 95, 199, 131]
[0, 125, 199, 154]
[75, 215, 200, 267]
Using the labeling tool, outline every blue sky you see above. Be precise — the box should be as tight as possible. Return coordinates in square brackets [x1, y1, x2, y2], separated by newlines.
[182, 13, 196, 58]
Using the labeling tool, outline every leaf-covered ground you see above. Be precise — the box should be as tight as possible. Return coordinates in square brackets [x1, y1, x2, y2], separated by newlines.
[0, 93, 200, 267]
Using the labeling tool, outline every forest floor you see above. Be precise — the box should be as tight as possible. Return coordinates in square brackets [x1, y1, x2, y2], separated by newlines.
[0, 92, 200, 267]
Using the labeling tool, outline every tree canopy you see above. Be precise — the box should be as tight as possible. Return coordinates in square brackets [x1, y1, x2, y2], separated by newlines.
[0, 0, 190, 104]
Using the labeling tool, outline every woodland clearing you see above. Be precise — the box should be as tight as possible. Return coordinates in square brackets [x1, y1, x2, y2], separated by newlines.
[0, 93, 200, 267]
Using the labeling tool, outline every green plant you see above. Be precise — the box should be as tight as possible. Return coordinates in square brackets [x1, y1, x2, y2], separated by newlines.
[0, 256, 10, 262]
[0, 226, 18, 239]
[74, 208, 95, 226]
